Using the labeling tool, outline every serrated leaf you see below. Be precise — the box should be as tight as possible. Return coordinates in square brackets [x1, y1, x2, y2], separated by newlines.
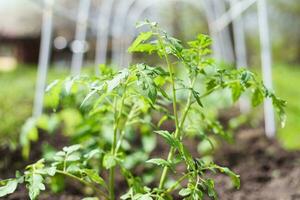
[217, 166, 240, 189]
[82, 197, 99, 200]
[252, 88, 264, 106]
[230, 82, 243, 102]
[135, 64, 158, 103]
[128, 32, 153, 53]
[63, 144, 81, 154]
[192, 90, 203, 107]
[103, 153, 117, 169]
[20, 117, 38, 159]
[205, 179, 217, 198]
[66, 153, 81, 162]
[107, 69, 129, 92]
[45, 167, 56, 176]
[0, 179, 18, 197]
[27, 174, 45, 200]
[146, 158, 171, 168]
[45, 80, 60, 92]
[154, 130, 179, 147]
[135, 194, 153, 200]
[179, 188, 191, 197]
[142, 134, 156, 153]
[82, 169, 106, 188]
[80, 90, 97, 108]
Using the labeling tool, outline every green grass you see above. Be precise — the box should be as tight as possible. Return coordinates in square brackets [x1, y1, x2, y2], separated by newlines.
[273, 64, 300, 150]
[0, 66, 68, 149]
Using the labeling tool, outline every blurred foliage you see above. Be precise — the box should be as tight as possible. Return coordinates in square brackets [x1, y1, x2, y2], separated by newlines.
[0, 67, 35, 149]
[271, 0, 300, 64]
[0, 66, 67, 149]
[273, 64, 300, 150]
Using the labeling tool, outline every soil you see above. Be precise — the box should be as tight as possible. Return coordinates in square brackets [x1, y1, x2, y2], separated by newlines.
[213, 128, 300, 200]
[1, 127, 300, 200]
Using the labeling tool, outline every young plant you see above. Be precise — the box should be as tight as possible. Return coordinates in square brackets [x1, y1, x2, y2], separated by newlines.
[0, 21, 285, 200]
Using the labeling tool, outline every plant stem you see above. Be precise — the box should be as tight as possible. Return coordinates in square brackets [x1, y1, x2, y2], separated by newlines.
[109, 82, 128, 200]
[163, 172, 192, 195]
[158, 79, 196, 189]
[157, 34, 180, 189]
[56, 170, 109, 200]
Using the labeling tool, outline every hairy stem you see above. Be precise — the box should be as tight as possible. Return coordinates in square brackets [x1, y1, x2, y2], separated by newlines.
[109, 82, 128, 200]
[158, 78, 196, 189]
[157, 34, 180, 189]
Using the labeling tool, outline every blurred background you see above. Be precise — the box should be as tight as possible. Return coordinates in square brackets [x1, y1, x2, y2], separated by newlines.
[0, 0, 299, 151]
[0, 0, 300, 199]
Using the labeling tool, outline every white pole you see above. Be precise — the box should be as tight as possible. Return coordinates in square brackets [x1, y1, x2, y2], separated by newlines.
[230, 0, 250, 113]
[95, 0, 115, 73]
[212, 0, 257, 33]
[202, 0, 223, 60]
[212, 0, 234, 63]
[33, 0, 54, 118]
[71, 0, 91, 76]
[257, 0, 276, 137]
[111, 0, 136, 67]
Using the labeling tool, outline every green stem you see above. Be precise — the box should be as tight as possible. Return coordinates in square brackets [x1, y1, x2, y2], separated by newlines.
[158, 79, 196, 189]
[157, 34, 180, 189]
[109, 82, 128, 200]
[163, 172, 192, 195]
[56, 170, 109, 200]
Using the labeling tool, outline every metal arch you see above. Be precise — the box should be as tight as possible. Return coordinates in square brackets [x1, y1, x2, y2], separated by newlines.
[257, 0, 275, 137]
[70, 0, 91, 75]
[94, 0, 115, 73]
[110, 0, 138, 67]
[33, 0, 54, 118]
[118, 0, 160, 66]
[119, 0, 209, 66]
[230, 0, 250, 113]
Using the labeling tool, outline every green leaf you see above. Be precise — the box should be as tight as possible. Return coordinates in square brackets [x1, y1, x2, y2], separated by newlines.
[45, 79, 60, 92]
[135, 193, 153, 200]
[154, 130, 179, 147]
[192, 90, 203, 107]
[217, 167, 240, 189]
[63, 144, 81, 154]
[107, 69, 129, 92]
[27, 173, 45, 200]
[230, 82, 243, 102]
[82, 169, 106, 188]
[45, 167, 56, 176]
[252, 88, 264, 106]
[103, 153, 117, 169]
[135, 64, 158, 103]
[179, 188, 191, 197]
[20, 117, 38, 159]
[205, 179, 217, 198]
[146, 158, 171, 168]
[82, 197, 99, 200]
[80, 90, 98, 108]
[128, 31, 153, 53]
[66, 153, 81, 162]
[0, 179, 18, 197]
[142, 134, 156, 153]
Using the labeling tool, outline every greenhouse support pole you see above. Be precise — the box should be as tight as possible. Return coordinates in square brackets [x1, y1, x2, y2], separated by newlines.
[257, 0, 276, 137]
[71, 0, 91, 76]
[230, 0, 250, 113]
[33, 0, 54, 118]
[95, 0, 115, 73]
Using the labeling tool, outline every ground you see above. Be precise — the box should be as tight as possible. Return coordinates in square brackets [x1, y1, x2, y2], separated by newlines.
[214, 128, 300, 200]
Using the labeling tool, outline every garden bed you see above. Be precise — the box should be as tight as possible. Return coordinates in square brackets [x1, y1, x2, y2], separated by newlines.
[1, 127, 299, 200]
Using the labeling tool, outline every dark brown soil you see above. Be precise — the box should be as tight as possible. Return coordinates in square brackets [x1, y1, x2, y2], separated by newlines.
[1, 127, 300, 200]
[213, 128, 300, 200]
